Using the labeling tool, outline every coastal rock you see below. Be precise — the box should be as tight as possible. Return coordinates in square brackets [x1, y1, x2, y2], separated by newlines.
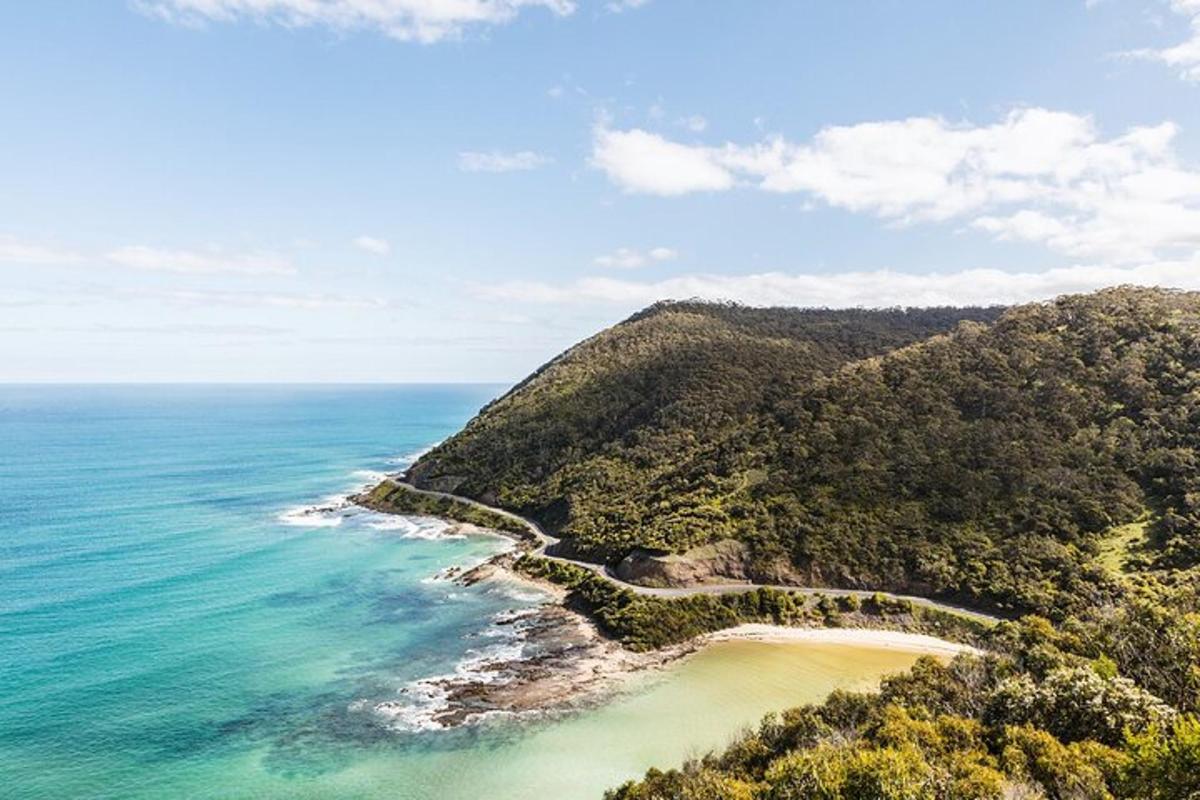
[615, 539, 752, 587]
[376, 602, 689, 732]
[405, 463, 468, 496]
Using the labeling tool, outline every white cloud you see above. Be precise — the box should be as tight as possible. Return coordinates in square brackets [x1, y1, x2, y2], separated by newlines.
[591, 108, 1200, 263]
[591, 127, 735, 195]
[593, 246, 678, 269]
[458, 150, 551, 173]
[137, 0, 577, 44]
[106, 245, 296, 275]
[0, 236, 84, 266]
[478, 257, 1200, 309]
[678, 114, 708, 133]
[353, 235, 392, 255]
[606, 0, 651, 12]
[1125, 0, 1200, 83]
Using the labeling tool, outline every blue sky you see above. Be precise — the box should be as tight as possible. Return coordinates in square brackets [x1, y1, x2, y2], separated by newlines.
[2, 0, 1199, 381]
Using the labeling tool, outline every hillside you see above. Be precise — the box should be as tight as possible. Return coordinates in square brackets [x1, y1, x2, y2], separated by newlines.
[406, 302, 1000, 546]
[401, 288, 1200, 617]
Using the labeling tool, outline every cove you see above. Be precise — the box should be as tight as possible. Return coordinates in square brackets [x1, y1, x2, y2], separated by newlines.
[296, 639, 940, 800]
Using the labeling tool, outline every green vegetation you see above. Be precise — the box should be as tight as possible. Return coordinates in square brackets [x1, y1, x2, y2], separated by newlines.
[377, 286, 1200, 798]
[358, 481, 532, 539]
[1098, 516, 1153, 575]
[406, 288, 1200, 618]
[515, 556, 990, 652]
[406, 301, 999, 561]
[608, 612, 1200, 800]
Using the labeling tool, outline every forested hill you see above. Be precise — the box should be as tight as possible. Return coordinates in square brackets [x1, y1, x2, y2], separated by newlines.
[404, 300, 1000, 541]
[403, 287, 1200, 617]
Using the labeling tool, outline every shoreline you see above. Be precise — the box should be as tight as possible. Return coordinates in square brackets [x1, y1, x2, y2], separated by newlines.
[359, 478, 1000, 627]
[350, 483, 986, 732]
[375, 577, 698, 731]
[703, 623, 981, 657]
[370, 529, 979, 732]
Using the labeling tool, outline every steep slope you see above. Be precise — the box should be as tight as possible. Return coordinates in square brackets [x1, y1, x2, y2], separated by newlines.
[759, 287, 1200, 614]
[406, 301, 999, 554]
[402, 287, 1200, 616]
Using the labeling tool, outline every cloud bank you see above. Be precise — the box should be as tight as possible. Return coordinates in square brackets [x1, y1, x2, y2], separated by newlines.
[592, 108, 1200, 264]
[479, 257, 1200, 309]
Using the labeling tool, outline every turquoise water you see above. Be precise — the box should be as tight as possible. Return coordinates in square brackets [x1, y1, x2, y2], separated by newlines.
[0, 385, 533, 798]
[0, 385, 932, 800]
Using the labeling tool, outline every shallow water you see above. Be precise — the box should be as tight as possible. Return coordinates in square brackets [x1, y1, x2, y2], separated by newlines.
[385, 639, 928, 799]
[0, 385, 931, 799]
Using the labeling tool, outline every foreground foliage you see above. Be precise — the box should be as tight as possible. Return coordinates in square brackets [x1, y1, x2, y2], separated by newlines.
[608, 628, 1200, 800]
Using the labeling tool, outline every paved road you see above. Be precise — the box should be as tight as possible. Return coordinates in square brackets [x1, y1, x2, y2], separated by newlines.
[375, 479, 1001, 627]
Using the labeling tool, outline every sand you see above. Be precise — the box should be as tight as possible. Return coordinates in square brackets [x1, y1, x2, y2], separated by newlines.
[705, 623, 982, 657]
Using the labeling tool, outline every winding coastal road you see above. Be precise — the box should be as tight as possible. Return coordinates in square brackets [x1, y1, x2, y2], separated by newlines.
[374, 479, 1001, 627]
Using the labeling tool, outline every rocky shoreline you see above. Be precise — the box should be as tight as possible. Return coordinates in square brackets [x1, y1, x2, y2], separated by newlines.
[359, 513, 981, 733]
[371, 543, 698, 731]
[384, 603, 693, 730]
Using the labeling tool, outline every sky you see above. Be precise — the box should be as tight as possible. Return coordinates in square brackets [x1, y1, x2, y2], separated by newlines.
[2, 0, 1199, 382]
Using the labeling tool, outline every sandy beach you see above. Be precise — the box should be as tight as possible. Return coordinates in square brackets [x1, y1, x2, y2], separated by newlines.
[379, 554, 981, 730]
[705, 623, 982, 657]
[344, 496, 989, 731]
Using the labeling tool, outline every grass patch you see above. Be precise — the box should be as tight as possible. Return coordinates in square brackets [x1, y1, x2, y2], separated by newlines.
[1097, 514, 1153, 575]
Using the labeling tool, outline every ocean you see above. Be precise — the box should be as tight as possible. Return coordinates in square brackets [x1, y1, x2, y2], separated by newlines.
[0, 385, 928, 799]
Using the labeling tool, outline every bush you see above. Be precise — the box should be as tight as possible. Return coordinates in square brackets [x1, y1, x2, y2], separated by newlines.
[987, 667, 1175, 746]
[1119, 715, 1200, 800]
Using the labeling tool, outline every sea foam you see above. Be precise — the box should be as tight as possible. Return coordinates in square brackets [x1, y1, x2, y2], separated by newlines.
[277, 494, 352, 528]
[370, 609, 539, 732]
